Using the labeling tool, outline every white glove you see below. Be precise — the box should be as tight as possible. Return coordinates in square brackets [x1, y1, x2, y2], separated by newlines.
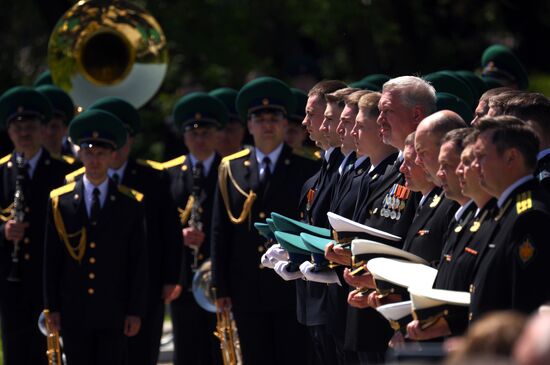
[274, 261, 303, 281]
[300, 261, 341, 285]
[266, 244, 289, 262]
[261, 252, 278, 269]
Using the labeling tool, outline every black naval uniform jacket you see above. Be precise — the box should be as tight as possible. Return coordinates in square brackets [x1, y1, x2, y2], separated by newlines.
[469, 178, 550, 322]
[345, 154, 420, 353]
[433, 199, 496, 335]
[166, 154, 221, 290]
[211, 144, 318, 313]
[330, 156, 371, 219]
[0, 150, 71, 305]
[120, 159, 181, 301]
[360, 158, 421, 243]
[44, 179, 148, 330]
[295, 148, 339, 327]
[402, 188, 459, 266]
[298, 147, 343, 226]
[323, 156, 372, 344]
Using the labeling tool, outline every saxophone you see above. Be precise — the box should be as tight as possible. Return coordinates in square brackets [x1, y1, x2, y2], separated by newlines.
[41, 310, 63, 365]
[7, 155, 26, 282]
[213, 289, 243, 365]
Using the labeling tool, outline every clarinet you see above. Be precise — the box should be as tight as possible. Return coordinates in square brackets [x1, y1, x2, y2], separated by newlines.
[7, 155, 26, 282]
[188, 166, 204, 271]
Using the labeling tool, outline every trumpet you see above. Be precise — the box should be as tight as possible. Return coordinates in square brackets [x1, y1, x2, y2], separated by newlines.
[7, 155, 26, 282]
[39, 310, 64, 365]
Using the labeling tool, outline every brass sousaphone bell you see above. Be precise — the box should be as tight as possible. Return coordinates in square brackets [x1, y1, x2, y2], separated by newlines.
[48, 0, 168, 108]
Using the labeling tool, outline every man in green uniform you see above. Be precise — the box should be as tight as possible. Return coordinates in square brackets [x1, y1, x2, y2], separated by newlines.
[0, 86, 71, 365]
[43, 109, 148, 365]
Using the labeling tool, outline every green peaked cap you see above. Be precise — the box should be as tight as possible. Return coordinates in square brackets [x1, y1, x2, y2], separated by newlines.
[236, 76, 294, 121]
[274, 231, 310, 255]
[68, 109, 127, 149]
[89, 97, 141, 136]
[173, 92, 229, 131]
[35, 85, 75, 124]
[300, 232, 331, 254]
[271, 212, 331, 237]
[0, 86, 53, 128]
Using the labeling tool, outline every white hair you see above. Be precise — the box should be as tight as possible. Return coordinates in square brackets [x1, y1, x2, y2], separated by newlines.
[382, 76, 437, 115]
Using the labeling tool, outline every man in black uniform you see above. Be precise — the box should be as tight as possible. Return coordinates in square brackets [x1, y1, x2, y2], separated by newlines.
[35, 85, 78, 165]
[43, 109, 148, 364]
[86, 97, 182, 365]
[345, 76, 436, 364]
[211, 76, 318, 365]
[295, 80, 346, 365]
[469, 116, 550, 321]
[164, 92, 228, 365]
[0, 86, 71, 365]
[501, 92, 550, 190]
[210, 87, 246, 158]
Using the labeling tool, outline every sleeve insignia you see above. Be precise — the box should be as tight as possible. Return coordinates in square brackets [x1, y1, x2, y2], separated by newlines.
[516, 191, 533, 215]
[518, 237, 535, 264]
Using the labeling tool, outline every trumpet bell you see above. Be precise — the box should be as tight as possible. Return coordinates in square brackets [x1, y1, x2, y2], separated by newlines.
[192, 259, 217, 313]
[48, 0, 168, 108]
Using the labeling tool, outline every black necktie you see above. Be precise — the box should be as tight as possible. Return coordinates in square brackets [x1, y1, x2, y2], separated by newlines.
[112, 173, 120, 185]
[262, 157, 272, 182]
[193, 162, 204, 195]
[90, 188, 101, 225]
[260, 157, 272, 195]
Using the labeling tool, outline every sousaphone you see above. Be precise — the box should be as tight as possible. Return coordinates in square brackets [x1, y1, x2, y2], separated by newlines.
[48, 0, 168, 108]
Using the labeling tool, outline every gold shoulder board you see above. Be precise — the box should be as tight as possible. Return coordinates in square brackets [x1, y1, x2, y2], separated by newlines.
[50, 182, 76, 199]
[516, 191, 533, 215]
[65, 166, 85, 183]
[62, 155, 76, 165]
[292, 146, 320, 161]
[162, 155, 186, 169]
[222, 148, 250, 163]
[137, 158, 165, 171]
[118, 184, 144, 202]
[0, 154, 12, 166]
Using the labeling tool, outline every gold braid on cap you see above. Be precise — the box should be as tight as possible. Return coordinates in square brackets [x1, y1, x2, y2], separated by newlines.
[218, 160, 256, 225]
[52, 196, 87, 262]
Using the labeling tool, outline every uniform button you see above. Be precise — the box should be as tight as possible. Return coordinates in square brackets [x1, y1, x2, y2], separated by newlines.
[89, 273, 95, 280]
[24, 207, 30, 213]
[469, 284, 475, 293]
[198, 254, 204, 260]
[259, 212, 266, 219]
[89, 257, 96, 264]
[90, 242, 96, 249]
[469, 312, 473, 321]
[259, 264, 264, 269]
[23, 237, 30, 244]
[257, 246, 265, 253]
[24, 253, 30, 260]
[88, 288, 94, 295]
